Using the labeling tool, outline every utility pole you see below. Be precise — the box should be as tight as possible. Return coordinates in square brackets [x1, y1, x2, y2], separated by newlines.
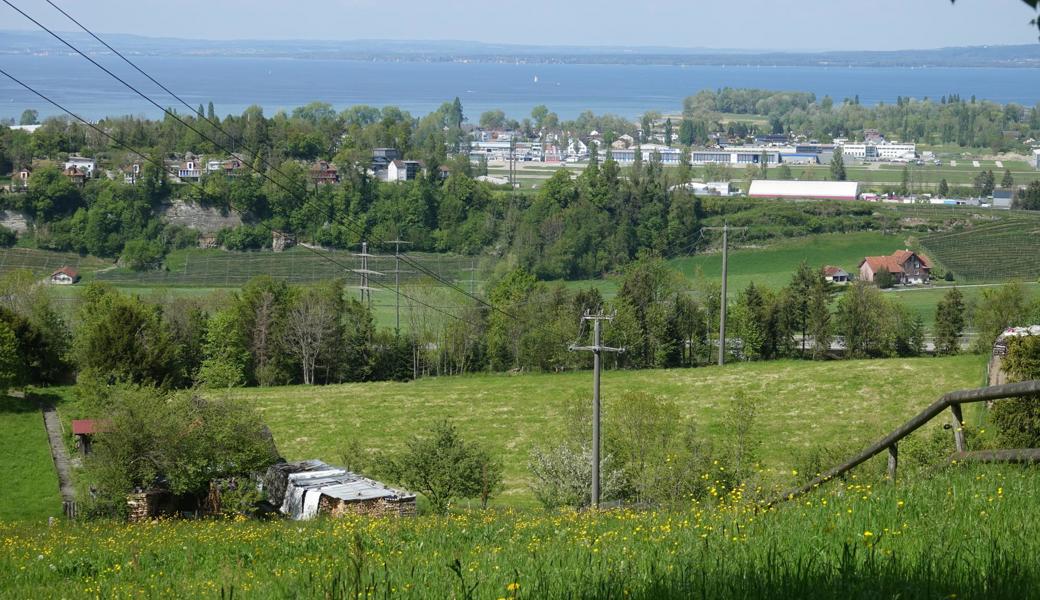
[703, 223, 746, 365]
[351, 241, 384, 307]
[383, 240, 412, 332]
[569, 311, 624, 509]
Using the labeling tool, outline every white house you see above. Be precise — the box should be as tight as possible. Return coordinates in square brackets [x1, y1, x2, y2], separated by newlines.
[64, 156, 96, 177]
[387, 159, 420, 182]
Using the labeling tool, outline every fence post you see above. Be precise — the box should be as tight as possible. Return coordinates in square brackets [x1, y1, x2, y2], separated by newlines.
[887, 444, 898, 482]
[950, 403, 966, 453]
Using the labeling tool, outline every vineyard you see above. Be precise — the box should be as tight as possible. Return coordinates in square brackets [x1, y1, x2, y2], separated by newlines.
[918, 213, 1040, 282]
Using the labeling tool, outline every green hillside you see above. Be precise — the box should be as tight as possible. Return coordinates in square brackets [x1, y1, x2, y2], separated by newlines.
[207, 355, 986, 506]
[920, 216, 1040, 282]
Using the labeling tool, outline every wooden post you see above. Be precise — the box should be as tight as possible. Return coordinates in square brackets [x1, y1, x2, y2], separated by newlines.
[950, 403, 966, 453]
[887, 444, 898, 482]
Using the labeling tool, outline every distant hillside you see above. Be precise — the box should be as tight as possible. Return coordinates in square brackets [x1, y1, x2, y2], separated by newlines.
[2, 30, 1039, 67]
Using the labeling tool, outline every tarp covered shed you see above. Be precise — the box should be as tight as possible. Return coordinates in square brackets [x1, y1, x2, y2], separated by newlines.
[748, 179, 860, 200]
[263, 460, 416, 520]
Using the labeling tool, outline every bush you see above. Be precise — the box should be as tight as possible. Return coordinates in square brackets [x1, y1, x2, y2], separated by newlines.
[0, 225, 16, 248]
[990, 336, 1040, 448]
[874, 267, 894, 289]
[377, 420, 503, 513]
[120, 239, 165, 271]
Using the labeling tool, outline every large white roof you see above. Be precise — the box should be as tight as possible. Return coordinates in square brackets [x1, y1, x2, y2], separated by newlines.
[748, 179, 859, 199]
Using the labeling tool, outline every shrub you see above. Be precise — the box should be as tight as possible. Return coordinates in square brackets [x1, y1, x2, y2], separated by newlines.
[0, 225, 16, 248]
[990, 336, 1040, 448]
[377, 420, 503, 513]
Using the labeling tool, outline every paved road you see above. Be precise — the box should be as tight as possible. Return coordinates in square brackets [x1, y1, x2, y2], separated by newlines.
[39, 400, 76, 505]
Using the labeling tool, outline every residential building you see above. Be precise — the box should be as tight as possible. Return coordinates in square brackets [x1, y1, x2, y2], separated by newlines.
[123, 162, 142, 185]
[1033, 148, 1040, 170]
[309, 160, 339, 185]
[387, 159, 420, 182]
[64, 155, 96, 177]
[858, 250, 932, 285]
[748, 180, 860, 200]
[13, 166, 31, 191]
[371, 148, 401, 172]
[63, 165, 87, 186]
[49, 266, 80, 285]
[177, 157, 202, 182]
[822, 265, 850, 285]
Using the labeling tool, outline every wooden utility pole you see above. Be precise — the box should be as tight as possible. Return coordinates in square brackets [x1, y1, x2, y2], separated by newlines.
[703, 223, 746, 365]
[569, 311, 624, 508]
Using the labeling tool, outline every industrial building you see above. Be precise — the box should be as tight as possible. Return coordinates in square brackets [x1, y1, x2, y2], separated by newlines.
[837, 141, 916, 160]
[610, 144, 683, 165]
[748, 180, 860, 200]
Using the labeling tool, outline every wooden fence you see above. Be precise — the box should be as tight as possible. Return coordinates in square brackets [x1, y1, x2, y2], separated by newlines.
[769, 379, 1040, 507]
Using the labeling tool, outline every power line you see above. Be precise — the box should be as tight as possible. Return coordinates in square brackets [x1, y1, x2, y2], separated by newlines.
[0, 66, 479, 329]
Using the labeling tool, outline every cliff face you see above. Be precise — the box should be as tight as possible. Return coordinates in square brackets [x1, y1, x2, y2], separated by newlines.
[0, 211, 30, 234]
[159, 200, 242, 233]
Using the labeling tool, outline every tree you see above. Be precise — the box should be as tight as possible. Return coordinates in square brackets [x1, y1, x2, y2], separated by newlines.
[900, 165, 910, 196]
[807, 276, 833, 360]
[379, 420, 502, 514]
[777, 164, 793, 180]
[479, 110, 507, 130]
[934, 287, 966, 356]
[1015, 180, 1040, 210]
[1001, 168, 1015, 188]
[971, 282, 1031, 352]
[974, 169, 996, 197]
[938, 178, 950, 197]
[835, 281, 889, 358]
[0, 321, 20, 393]
[19, 109, 38, 126]
[198, 310, 250, 388]
[282, 285, 342, 385]
[830, 147, 846, 181]
[874, 267, 895, 289]
[664, 118, 673, 147]
[72, 285, 178, 385]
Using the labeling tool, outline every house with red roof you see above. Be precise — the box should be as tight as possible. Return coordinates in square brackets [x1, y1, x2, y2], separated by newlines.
[858, 250, 932, 285]
[49, 266, 80, 285]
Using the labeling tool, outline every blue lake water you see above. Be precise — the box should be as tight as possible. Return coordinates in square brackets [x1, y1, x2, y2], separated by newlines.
[2, 54, 1039, 121]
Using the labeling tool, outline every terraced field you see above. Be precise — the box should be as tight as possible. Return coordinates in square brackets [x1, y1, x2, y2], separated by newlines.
[919, 215, 1040, 282]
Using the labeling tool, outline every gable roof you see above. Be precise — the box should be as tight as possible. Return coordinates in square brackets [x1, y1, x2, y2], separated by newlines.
[51, 266, 79, 279]
[859, 250, 931, 274]
[822, 265, 848, 277]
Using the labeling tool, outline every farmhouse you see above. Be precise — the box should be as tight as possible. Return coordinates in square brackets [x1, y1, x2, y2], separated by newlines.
[49, 266, 80, 285]
[822, 265, 850, 284]
[263, 460, 416, 520]
[858, 250, 932, 285]
[748, 180, 860, 201]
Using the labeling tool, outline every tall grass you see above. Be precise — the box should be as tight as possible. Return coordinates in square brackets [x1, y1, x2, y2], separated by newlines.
[1, 465, 1036, 598]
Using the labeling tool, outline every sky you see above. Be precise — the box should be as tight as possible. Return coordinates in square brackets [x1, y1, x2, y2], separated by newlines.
[2, 0, 1038, 51]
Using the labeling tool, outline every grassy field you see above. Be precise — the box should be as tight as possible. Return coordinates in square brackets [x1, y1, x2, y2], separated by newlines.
[158, 355, 992, 507]
[0, 395, 61, 521]
[1, 464, 1038, 598]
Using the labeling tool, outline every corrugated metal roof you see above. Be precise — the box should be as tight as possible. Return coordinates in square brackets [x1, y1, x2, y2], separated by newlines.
[272, 460, 415, 520]
[748, 179, 859, 199]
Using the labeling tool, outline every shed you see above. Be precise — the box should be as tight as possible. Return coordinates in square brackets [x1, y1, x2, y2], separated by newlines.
[71, 419, 110, 455]
[49, 266, 80, 285]
[822, 265, 850, 284]
[263, 460, 416, 520]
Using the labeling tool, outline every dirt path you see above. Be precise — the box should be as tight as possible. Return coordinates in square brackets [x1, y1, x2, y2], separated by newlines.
[39, 399, 76, 506]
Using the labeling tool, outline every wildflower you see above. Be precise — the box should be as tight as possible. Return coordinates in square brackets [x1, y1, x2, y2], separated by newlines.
[507, 582, 521, 592]
[863, 531, 873, 537]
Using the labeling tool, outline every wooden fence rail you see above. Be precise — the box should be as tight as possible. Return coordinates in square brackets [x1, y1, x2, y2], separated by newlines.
[768, 379, 1040, 507]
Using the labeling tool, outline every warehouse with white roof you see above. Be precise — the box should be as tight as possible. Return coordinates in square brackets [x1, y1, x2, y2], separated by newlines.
[748, 180, 860, 201]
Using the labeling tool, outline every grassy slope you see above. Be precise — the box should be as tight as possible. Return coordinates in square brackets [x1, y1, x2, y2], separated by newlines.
[0, 395, 61, 521]
[227, 355, 985, 506]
